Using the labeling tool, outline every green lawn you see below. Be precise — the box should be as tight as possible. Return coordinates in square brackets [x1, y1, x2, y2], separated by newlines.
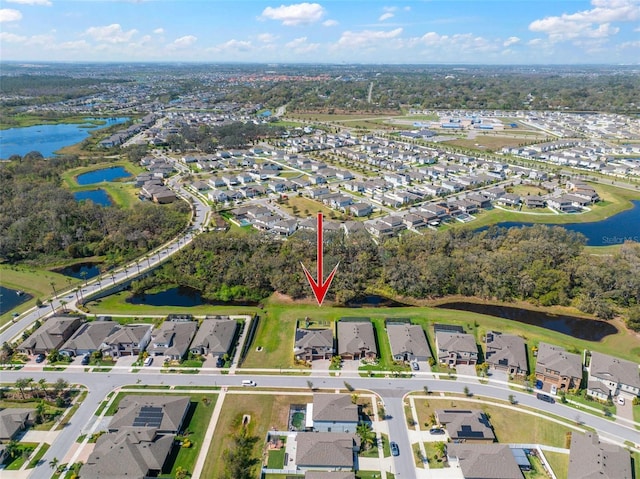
[544, 451, 569, 479]
[3, 442, 38, 470]
[26, 443, 49, 469]
[267, 442, 286, 469]
[525, 454, 552, 479]
[414, 398, 573, 448]
[424, 442, 448, 469]
[200, 393, 312, 479]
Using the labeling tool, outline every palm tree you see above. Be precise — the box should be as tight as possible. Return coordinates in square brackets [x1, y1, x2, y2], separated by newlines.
[434, 441, 447, 460]
[175, 466, 188, 479]
[38, 378, 47, 398]
[356, 422, 376, 451]
[15, 377, 31, 399]
[48, 457, 59, 470]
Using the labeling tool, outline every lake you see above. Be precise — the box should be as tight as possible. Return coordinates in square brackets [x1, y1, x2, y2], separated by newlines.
[0, 117, 129, 159]
[345, 295, 408, 308]
[435, 301, 617, 341]
[477, 200, 640, 246]
[73, 189, 112, 206]
[0, 286, 33, 315]
[76, 166, 132, 185]
[55, 262, 102, 280]
[127, 286, 259, 307]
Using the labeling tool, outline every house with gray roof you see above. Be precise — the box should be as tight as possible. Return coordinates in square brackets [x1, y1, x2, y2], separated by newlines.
[435, 331, 478, 367]
[0, 408, 34, 440]
[294, 328, 334, 362]
[587, 351, 640, 401]
[567, 431, 631, 479]
[484, 331, 527, 377]
[17, 316, 82, 356]
[108, 395, 190, 435]
[435, 409, 495, 443]
[305, 472, 355, 479]
[447, 443, 524, 479]
[386, 321, 431, 362]
[60, 320, 121, 357]
[189, 317, 238, 358]
[81, 428, 174, 479]
[100, 324, 153, 358]
[311, 394, 359, 433]
[295, 432, 359, 471]
[337, 319, 377, 361]
[148, 319, 198, 360]
[535, 342, 582, 393]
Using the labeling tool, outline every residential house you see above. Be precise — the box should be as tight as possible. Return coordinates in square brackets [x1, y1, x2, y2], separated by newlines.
[567, 431, 631, 479]
[305, 472, 355, 479]
[447, 444, 524, 479]
[18, 316, 82, 356]
[435, 409, 496, 443]
[294, 328, 334, 362]
[337, 319, 377, 361]
[108, 395, 190, 435]
[535, 342, 582, 393]
[435, 331, 478, 367]
[311, 394, 359, 433]
[81, 429, 174, 479]
[586, 351, 640, 401]
[100, 324, 153, 358]
[524, 197, 546, 208]
[349, 203, 373, 218]
[0, 408, 34, 440]
[189, 317, 238, 359]
[484, 331, 528, 377]
[496, 193, 522, 207]
[148, 320, 198, 360]
[386, 321, 431, 362]
[295, 432, 359, 472]
[60, 320, 121, 357]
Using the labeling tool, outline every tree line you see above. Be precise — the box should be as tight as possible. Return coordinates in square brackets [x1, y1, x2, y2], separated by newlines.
[134, 226, 640, 330]
[0, 154, 189, 265]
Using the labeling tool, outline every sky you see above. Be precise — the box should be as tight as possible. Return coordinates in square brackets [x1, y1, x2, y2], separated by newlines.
[0, 0, 639, 64]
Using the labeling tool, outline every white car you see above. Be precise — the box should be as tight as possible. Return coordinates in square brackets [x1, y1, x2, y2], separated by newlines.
[617, 396, 625, 406]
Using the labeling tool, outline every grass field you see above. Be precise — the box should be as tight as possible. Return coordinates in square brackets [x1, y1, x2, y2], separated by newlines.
[200, 393, 312, 479]
[443, 135, 544, 152]
[279, 196, 337, 219]
[0, 265, 80, 327]
[413, 398, 574, 447]
[543, 451, 569, 479]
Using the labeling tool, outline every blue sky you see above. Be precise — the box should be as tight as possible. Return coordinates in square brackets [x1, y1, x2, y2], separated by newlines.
[1, 0, 639, 63]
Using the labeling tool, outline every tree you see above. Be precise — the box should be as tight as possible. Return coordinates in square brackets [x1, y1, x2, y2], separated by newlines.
[5, 440, 19, 460]
[434, 441, 447, 459]
[175, 466, 187, 479]
[356, 422, 376, 451]
[15, 377, 32, 399]
[220, 428, 260, 479]
[508, 394, 516, 405]
[35, 400, 47, 424]
[49, 457, 59, 470]
[53, 378, 69, 397]
[463, 386, 471, 397]
[307, 380, 314, 390]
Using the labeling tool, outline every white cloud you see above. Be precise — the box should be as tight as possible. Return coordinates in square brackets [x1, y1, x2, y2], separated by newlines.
[85, 24, 138, 44]
[503, 36, 520, 47]
[260, 2, 325, 26]
[257, 33, 278, 43]
[337, 28, 403, 48]
[0, 31, 26, 42]
[529, 0, 638, 42]
[172, 35, 197, 47]
[379, 12, 394, 21]
[210, 39, 253, 53]
[285, 36, 319, 53]
[58, 40, 90, 50]
[153, 28, 164, 34]
[0, 9, 22, 22]
[5, 0, 51, 5]
[322, 19, 338, 27]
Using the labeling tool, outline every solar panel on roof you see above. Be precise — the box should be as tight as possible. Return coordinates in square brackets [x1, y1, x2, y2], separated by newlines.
[457, 425, 486, 438]
[132, 406, 164, 428]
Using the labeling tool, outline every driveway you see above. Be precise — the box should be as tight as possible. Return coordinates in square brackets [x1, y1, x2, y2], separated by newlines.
[616, 395, 635, 423]
[311, 359, 330, 377]
[487, 369, 509, 385]
[115, 355, 138, 369]
[341, 360, 361, 377]
[456, 364, 479, 382]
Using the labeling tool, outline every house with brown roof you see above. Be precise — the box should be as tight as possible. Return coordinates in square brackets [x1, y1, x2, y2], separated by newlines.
[447, 443, 524, 479]
[435, 331, 478, 367]
[535, 342, 582, 393]
[567, 431, 631, 479]
[484, 331, 527, 377]
[587, 351, 640, 401]
[386, 320, 432, 362]
[80, 428, 174, 479]
[0, 408, 34, 440]
[108, 395, 190, 435]
[189, 317, 238, 358]
[294, 328, 334, 362]
[311, 394, 359, 433]
[100, 324, 153, 358]
[17, 316, 82, 356]
[337, 318, 377, 361]
[435, 409, 495, 443]
[295, 432, 359, 472]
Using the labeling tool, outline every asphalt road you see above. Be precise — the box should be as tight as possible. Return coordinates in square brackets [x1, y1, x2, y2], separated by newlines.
[3, 369, 639, 479]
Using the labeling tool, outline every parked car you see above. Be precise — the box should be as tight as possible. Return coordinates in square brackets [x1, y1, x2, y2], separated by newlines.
[216, 356, 225, 368]
[411, 361, 419, 370]
[35, 354, 46, 363]
[536, 393, 555, 404]
[144, 356, 153, 367]
[429, 427, 445, 434]
[617, 396, 625, 406]
[390, 441, 400, 456]
[81, 354, 91, 365]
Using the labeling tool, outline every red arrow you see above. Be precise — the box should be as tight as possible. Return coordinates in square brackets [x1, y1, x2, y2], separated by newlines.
[301, 213, 339, 306]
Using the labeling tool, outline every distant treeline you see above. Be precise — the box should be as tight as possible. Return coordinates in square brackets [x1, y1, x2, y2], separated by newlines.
[135, 226, 640, 330]
[0, 154, 189, 265]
